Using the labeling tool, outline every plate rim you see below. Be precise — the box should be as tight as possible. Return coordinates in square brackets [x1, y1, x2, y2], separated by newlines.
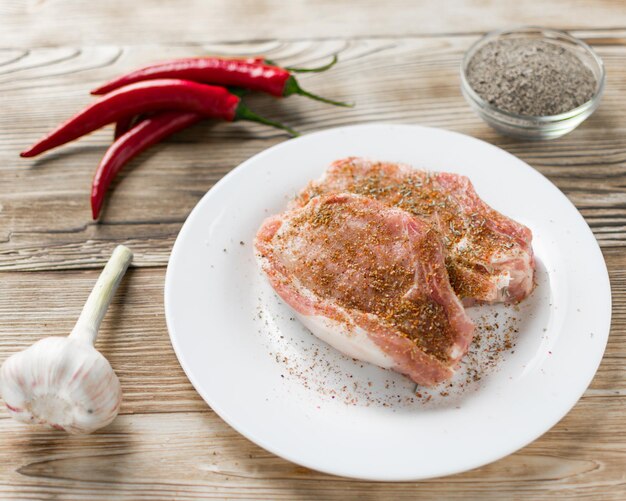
[164, 123, 612, 481]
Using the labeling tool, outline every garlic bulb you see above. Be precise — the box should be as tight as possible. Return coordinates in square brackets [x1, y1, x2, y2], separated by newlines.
[0, 245, 132, 434]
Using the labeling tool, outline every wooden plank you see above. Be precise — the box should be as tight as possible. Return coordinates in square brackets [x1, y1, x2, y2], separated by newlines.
[0, 267, 206, 415]
[1, 1, 625, 47]
[0, 400, 624, 500]
[2, 34, 626, 270]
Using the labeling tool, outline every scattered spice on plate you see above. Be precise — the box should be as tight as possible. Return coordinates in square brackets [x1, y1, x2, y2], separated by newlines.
[466, 38, 596, 116]
[257, 293, 525, 407]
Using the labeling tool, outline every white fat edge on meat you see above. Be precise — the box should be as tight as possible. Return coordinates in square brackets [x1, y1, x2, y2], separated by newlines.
[448, 344, 465, 361]
[489, 248, 535, 300]
[295, 312, 395, 370]
[256, 223, 393, 370]
[258, 251, 395, 369]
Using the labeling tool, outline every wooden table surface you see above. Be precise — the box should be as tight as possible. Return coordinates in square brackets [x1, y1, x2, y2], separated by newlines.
[1, 1, 625, 499]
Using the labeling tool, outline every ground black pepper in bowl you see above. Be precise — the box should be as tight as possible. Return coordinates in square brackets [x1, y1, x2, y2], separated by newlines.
[466, 39, 597, 117]
[460, 27, 605, 140]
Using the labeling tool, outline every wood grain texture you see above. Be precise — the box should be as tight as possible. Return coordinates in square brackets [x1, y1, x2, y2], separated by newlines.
[0, 402, 625, 501]
[1, 1, 625, 498]
[0, 268, 206, 415]
[1, 0, 625, 47]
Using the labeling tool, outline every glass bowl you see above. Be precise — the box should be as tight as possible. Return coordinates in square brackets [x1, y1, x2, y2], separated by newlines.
[460, 27, 606, 140]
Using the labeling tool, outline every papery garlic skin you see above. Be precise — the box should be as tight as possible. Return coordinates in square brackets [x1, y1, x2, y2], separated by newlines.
[0, 245, 131, 434]
[1, 336, 121, 434]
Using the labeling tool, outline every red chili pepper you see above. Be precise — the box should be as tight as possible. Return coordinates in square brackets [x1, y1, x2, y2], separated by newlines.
[245, 56, 267, 65]
[91, 111, 201, 219]
[90, 56, 350, 107]
[114, 114, 143, 139]
[21, 79, 296, 157]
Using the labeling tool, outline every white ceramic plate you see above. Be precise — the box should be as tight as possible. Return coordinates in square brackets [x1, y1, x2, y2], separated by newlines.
[164, 124, 611, 481]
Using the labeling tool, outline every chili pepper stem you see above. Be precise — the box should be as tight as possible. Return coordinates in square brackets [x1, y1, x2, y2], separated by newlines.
[283, 76, 353, 107]
[236, 103, 299, 137]
[228, 87, 251, 97]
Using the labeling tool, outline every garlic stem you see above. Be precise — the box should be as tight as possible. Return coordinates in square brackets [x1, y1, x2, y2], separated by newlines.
[69, 245, 133, 346]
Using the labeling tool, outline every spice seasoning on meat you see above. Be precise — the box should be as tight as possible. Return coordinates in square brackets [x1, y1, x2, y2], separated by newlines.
[466, 39, 596, 116]
[296, 158, 534, 304]
[276, 197, 456, 362]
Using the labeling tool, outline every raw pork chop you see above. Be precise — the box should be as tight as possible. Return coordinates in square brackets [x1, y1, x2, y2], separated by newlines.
[294, 157, 535, 304]
[255, 193, 475, 386]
